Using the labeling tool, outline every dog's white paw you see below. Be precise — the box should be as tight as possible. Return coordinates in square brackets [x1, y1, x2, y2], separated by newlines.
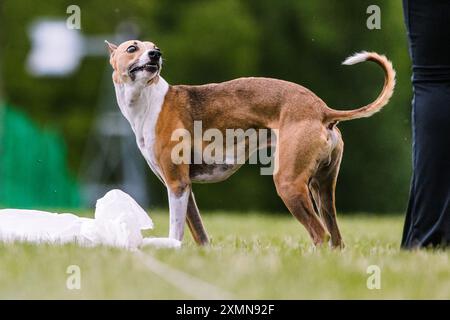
[141, 237, 181, 249]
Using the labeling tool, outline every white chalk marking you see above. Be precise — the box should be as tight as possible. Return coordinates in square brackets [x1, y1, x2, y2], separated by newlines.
[135, 251, 233, 300]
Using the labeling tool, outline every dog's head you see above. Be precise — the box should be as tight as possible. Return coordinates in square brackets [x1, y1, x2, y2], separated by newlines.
[106, 40, 162, 84]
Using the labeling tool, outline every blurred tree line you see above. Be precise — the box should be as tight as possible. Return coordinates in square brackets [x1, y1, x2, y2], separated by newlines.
[0, 0, 412, 213]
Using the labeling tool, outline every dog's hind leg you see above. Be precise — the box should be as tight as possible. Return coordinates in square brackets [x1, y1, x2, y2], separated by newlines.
[309, 180, 323, 220]
[186, 191, 210, 245]
[275, 176, 331, 246]
[274, 123, 331, 246]
[315, 137, 344, 248]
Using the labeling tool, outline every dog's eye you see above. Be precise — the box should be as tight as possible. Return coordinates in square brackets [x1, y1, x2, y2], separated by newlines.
[126, 45, 138, 53]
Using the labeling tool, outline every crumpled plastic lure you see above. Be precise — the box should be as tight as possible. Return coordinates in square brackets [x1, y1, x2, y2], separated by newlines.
[0, 189, 180, 250]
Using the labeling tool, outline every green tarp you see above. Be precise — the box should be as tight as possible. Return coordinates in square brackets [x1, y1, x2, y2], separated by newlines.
[0, 103, 80, 208]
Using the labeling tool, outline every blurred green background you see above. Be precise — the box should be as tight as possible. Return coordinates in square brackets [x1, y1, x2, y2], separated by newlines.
[0, 0, 412, 213]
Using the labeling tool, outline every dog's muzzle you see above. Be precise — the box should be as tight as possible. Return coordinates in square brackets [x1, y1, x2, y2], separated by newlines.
[128, 50, 162, 80]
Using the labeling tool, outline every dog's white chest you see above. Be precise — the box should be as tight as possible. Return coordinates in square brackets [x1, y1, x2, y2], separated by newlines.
[115, 78, 169, 184]
[138, 114, 162, 180]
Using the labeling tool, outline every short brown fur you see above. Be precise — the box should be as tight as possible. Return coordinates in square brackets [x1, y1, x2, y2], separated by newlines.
[109, 40, 395, 248]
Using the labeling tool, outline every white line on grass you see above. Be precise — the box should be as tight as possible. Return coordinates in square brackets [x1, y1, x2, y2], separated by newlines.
[135, 251, 233, 299]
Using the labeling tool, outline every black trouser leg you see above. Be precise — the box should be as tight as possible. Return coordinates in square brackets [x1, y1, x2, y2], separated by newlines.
[402, 0, 450, 248]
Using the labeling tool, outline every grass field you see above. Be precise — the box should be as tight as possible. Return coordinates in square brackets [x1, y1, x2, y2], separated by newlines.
[0, 211, 449, 299]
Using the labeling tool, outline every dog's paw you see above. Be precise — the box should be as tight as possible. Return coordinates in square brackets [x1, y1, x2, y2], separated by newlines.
[328, 239, 346, 250]
[141, 237, 182, 249]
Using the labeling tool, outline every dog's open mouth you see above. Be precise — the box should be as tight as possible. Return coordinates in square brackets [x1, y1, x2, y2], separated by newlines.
[129, 62, 159, 75]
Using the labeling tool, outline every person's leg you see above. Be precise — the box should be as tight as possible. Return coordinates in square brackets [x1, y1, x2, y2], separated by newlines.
[402, 0, 450, 248]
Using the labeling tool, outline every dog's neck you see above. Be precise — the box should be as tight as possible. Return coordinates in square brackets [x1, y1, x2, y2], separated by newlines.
[113, 76, 169, 130]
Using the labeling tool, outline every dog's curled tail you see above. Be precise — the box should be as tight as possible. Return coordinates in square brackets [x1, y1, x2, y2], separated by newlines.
[325, 51, 396, 122]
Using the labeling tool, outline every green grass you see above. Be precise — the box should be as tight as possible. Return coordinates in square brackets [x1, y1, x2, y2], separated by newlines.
[0, 211, 449, 299]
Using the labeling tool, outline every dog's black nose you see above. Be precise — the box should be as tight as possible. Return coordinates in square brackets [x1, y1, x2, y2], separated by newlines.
[148, 50, 161, 59]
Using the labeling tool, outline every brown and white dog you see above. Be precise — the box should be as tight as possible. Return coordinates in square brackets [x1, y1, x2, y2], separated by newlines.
[106, 40, 395, 248]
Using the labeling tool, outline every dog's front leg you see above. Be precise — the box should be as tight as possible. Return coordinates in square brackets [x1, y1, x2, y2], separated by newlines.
[167, 184, 190, 241]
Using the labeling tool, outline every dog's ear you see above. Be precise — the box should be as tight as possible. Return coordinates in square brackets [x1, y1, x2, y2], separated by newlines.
[105, 40, 118, 55]
[105, 40, 118, 71]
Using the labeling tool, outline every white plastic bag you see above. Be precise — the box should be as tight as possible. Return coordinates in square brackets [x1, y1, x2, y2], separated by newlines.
[80, 189, 154, 249]
[0, 189, 180, 250]
[0, 209, 84, 244]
